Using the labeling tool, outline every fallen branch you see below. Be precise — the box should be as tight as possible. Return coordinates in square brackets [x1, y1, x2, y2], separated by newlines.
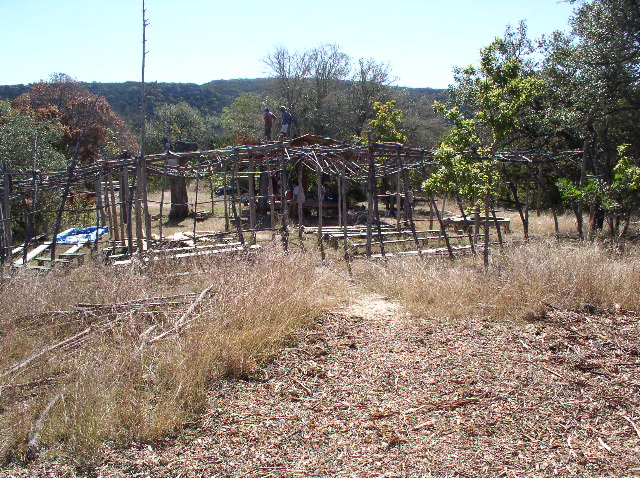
[26, 393, 62, 461]
[148, 284, 215, 344]
[1, 327, 92, 379]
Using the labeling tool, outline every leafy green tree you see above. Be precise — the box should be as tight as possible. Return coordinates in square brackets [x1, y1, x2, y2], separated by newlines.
[534, 0, 640, 233]
[146, 101, 214, 153]
[0, 100, 66, 171]
[220, 93, 263, 138]
[427, 33, 543, 243]
[361, 100, 407, 144]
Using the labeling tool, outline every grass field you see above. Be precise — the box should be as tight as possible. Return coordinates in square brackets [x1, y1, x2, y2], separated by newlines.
[1, 197, 639, 468]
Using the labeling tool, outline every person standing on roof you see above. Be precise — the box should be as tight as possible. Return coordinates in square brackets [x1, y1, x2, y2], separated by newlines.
[280, 106, 293, 139]
[263, 107, 277, 141]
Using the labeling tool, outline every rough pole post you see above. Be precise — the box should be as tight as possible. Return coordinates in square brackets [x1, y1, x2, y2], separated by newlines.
[341, 163, 351, 272]
[398, 146, 421, 255]
[297, 161, 304, 237]
[279, 145, 289, 251]
[369, 145, 386, 259]
[455, 192, 476, 255]
[249, 156, 256, 233]
[395, 170, 401, 231]
[95, 161, 104, 255]
[366, 152, 374, 258]
[140, 0, 152, 250]
[266, 155, 276, 238]
[316, 162, 325, 261]
[223, 168, 229, 232]
[1, 162, 11, 263]
[158, 156, 168, 245]
[134, 159, 144, 253]
[192, 166, 200, 246]
[431, 197, 455, 259]
[230, 152, 245, 247]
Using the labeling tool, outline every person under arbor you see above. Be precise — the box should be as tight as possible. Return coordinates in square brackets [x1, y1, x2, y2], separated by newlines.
[263, 107, 277, 141]
[280, 106, 293, 139]
[290, 181, 305, 220]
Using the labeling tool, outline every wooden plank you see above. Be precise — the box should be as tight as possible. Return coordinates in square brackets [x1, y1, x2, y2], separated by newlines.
[13, 242, 51, 266]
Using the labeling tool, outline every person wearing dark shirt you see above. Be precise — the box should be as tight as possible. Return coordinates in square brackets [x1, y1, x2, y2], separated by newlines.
[264, 107, 277, 141]
[280, 106, 293, 138]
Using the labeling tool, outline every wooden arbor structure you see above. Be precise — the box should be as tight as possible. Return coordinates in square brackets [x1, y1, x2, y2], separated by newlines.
[0, 136, 581, 268]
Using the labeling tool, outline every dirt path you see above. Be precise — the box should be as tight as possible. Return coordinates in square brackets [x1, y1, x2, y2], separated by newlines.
[5, 291, 639, 477]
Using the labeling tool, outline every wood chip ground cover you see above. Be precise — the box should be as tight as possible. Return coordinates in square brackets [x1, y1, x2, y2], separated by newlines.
[2, 293, 639, 477]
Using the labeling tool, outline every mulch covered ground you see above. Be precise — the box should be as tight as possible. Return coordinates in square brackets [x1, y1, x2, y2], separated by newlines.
[3, 293, 640, 477]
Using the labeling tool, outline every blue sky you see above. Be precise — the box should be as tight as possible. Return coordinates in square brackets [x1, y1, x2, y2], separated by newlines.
[1, 0, 576, 89]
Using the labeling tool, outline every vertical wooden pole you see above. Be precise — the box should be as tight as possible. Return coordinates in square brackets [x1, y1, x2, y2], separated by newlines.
[116, 172, 125, 246]
[455, 192, 476, 255]
[279, 146, 289, 251]
[0, 182, 5, 265]
[138, 157, 151, 250]
[577, 141, 588, 240]
[483, 195, 490, 268]
[316, 163, 325, 261]
[140, 0, 152, 250]
[297, 161, 304, 233]
[266, 156, 276, 237]
[123, 166, 133, 255]
[341, 163, 351, 269]
[429, 198, 434, 230]
[192, 166, 200, 246]
[1, 162, 11, 263]
[337, 174, 343, 228]
[209, 174, 215, 215]
[223, 168, 229, 232]
[395, 170, 401, 231]
[103, 173, 113, 242]
[158, 157, 168, 245]
[369, 146, 386, 258]
[230, 153, 245, 246]
[95, 161, 104, 254]
[365, 158, 374, 258]
[24, 138, 38, 266]
[398, 148, 421, 255]
[491, 207, 504, 248]
[431, 197, 455, 259]
[134, 162, 144, 253]
[2, 163, 11, 256]
[249, 156, 256, 232]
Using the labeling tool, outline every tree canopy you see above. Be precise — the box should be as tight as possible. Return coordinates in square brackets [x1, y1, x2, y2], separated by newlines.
[11, 74, 138, 165]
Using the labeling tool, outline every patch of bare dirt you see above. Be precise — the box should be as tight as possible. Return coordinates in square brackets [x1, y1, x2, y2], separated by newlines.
[3, 293, 640, 477]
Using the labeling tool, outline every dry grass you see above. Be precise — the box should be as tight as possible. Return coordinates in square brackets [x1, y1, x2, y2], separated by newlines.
[0, 245, 348, 464]
[352, 239, 640, 321]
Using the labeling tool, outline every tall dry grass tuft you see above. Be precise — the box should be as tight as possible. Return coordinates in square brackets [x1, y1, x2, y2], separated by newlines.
[352, 239, 640, 321]
[0, 245, 347, 463]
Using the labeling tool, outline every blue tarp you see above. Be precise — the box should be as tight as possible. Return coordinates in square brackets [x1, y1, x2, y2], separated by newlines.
[55, 226, 109, 244]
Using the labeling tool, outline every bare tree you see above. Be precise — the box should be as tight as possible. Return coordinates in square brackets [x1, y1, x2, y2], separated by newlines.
[349, 58, 395, 136]
[264, 44, 396, 139]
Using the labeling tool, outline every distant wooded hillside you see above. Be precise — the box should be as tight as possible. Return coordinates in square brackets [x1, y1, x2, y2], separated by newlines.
[0, 78, 445, 126]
